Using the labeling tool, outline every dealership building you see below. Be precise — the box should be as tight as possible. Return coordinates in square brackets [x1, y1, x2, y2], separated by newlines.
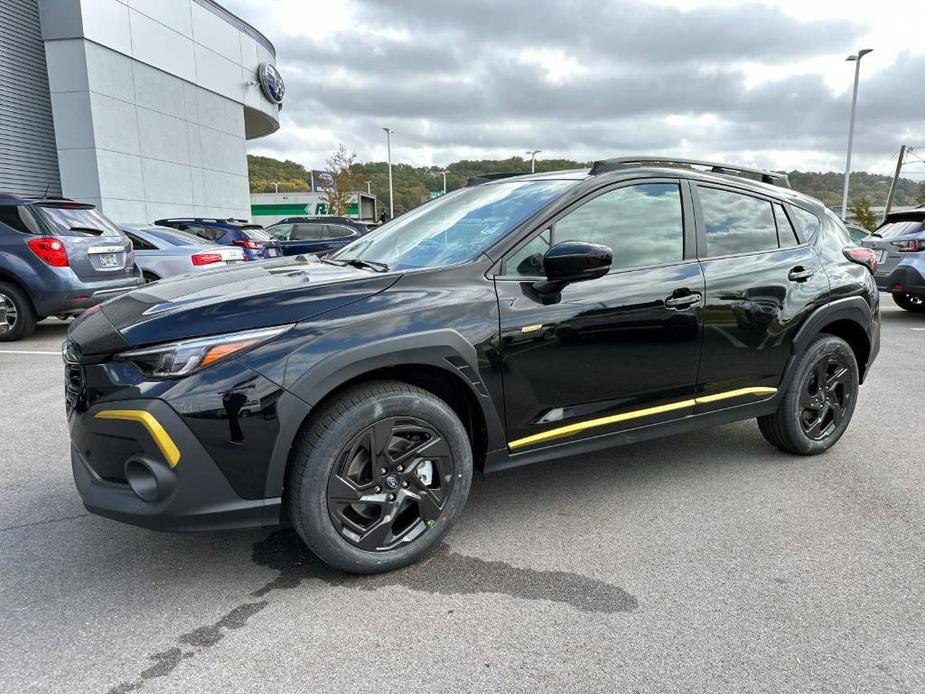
[1, 0, 282, 222]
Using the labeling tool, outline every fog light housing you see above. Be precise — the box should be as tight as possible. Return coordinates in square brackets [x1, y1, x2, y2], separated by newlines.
[124, 457, 176, 502]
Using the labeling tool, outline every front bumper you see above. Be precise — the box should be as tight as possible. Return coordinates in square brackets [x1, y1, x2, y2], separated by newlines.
[875, 264, 925, 295]
[70, 397, 280, 531]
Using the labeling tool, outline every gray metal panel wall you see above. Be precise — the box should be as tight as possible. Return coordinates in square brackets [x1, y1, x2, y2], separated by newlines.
[0, 0, 62, 197]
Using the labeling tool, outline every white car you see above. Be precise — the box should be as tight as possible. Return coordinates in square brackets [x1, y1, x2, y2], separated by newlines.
[120, 224, 246, 282]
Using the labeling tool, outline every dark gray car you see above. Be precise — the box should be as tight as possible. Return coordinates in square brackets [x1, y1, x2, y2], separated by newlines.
[0, 195, 142, 340]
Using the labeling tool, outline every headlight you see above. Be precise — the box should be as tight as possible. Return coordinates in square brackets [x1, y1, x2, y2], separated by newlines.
[118, 325, 293, 377]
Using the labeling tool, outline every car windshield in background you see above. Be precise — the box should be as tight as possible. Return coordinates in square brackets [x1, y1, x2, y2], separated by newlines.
[875, 220, 924, 238]
[329, 180, 574, 270]
[242, 226, 271, 241]
[36, 204, 122, 237]
[147, 228, 212, 246]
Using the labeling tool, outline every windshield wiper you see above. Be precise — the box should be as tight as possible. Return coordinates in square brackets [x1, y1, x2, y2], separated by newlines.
[338, 258, 390, 272]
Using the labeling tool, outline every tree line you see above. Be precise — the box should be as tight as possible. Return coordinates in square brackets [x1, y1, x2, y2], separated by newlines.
[248, 153, 925, 220]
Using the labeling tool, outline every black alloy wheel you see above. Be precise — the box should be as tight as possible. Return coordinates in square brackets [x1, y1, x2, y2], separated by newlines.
[798, 353, 851, 441]
[326, 417, 455, 551]
[757, 334, 858, 455]
[287, 380, 472, 573]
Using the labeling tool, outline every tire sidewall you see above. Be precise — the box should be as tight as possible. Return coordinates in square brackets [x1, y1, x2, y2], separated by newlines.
[0, 282, 36, 342]
[781, 335, 859, 454]
[291, 386, 473, 574]
[893, 292, 925, 313]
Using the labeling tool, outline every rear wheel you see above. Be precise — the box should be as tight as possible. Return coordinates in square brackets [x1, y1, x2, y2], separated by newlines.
[892, 292, 925, 312]
[758, 335, 858, 455]
[287, 380, 472, 574]
[0, 282, 37, 341]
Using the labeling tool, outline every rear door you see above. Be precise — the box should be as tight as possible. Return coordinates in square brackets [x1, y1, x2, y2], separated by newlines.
[34, 203, 134, 281]
[692, 184, 829, 411]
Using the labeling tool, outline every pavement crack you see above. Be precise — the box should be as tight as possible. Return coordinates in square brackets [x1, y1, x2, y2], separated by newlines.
[0, 512, 90, 533]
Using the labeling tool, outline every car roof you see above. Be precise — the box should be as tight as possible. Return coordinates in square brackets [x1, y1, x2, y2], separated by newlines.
[0, 193, 85, 206]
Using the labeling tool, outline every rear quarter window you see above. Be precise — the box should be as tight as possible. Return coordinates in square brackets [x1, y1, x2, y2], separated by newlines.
[789, 206, 822, 240]
[0, 205, 41, 234]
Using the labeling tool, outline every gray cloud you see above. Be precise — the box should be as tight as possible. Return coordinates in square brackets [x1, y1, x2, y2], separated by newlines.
[224, 0, 924, 171]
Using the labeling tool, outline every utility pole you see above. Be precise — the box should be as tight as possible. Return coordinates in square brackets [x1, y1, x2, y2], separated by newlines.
[883, 145, 906, 221]
[841, 48, 873, 220]
[383, 128, 395, 218]
[525, 150, 541, 173]
[366, 181, 372, 194]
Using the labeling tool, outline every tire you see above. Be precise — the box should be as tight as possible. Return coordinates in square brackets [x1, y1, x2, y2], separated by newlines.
[758, 335, 859, 455]
[287, 380, 473, 574]
[892, 292, 925, 313]
[0, 282, 37, 342]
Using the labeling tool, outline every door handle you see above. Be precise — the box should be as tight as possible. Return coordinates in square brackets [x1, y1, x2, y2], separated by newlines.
[788, 266, 814, 282]
[665, 292, 702, 309]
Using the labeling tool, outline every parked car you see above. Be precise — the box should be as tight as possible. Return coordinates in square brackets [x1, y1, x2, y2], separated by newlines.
[844, 222, 871, 243]
[265, 219, 366, 257]
[0, 194, 142, 340]
[154, 218, 283, 261]
[64, 156, 879, 574]
[275, 216, 371, 234]
[860, 205, 925, 311]
[121, 225, 245, 282]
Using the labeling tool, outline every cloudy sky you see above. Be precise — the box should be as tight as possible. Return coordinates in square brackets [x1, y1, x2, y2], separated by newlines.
[224, 0, 924, 177]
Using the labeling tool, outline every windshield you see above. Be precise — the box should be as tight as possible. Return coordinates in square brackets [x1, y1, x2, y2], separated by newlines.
[37, 204, 122, 237]
[875, 219, 924, 238]
[329, 180, 573, 270]
[242, 226, 271, 241]
[146, 227, 212, 246]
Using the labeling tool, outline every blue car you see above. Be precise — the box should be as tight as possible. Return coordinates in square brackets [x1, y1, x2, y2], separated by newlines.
[154, 218, 283, 262]
[0, 194, 142, 341]
[265, 219, 368, 257]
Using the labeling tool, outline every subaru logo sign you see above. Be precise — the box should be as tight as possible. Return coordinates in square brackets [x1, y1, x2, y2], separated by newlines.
[257, 62, 285, 105]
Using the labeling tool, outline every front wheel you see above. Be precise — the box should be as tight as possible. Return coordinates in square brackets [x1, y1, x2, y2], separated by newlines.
[892, 292, 925, 313]
[758, 335, 859, 455]
[287, 380, 473, 574]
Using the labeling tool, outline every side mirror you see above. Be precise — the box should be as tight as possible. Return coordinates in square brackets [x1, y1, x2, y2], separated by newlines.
[534, 241, 612, 293]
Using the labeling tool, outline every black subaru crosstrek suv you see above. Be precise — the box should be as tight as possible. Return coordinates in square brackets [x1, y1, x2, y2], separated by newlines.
[65, 157, 880, 573]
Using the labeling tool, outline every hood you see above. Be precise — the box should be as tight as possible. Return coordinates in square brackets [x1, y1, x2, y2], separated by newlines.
[95, 257, 399, 348]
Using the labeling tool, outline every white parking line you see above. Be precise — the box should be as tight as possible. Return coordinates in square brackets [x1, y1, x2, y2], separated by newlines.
[0, 350, 60, 355]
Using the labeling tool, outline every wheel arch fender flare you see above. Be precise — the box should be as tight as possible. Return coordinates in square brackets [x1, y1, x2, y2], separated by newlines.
[782, 296, 874, 391]
[263, 329, 506, 500]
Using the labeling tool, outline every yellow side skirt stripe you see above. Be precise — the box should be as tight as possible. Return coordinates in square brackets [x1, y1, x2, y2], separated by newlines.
[508, 386, 778, 449]
[95, 410, 181, 468]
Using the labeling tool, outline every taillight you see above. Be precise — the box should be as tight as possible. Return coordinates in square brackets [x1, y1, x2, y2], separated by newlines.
[191, 252, 222, 266]
[233, 239, 259, 250]
[843, 246, 878, 273]
[27, 237, 69, 267]
[893, 238, 923, 252]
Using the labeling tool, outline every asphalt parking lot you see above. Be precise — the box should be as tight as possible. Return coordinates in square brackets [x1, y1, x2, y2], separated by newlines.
[1, 305, 923, 694]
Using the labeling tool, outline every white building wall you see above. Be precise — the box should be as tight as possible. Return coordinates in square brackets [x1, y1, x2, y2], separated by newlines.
[39, 0, 279, 223]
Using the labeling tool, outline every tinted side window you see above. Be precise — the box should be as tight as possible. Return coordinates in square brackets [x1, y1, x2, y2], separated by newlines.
[774, 204, 799, 247]
[125, 232, 157, 250]
[699, 187, 778, 256]
[0, 205, 40, 234]
[291, 224, 326, 240]
[790, 206, 821, 239]
[326, 225, 357, 239]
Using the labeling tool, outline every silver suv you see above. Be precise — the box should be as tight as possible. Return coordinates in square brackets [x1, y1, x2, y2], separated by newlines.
[862, 206, 925, 312]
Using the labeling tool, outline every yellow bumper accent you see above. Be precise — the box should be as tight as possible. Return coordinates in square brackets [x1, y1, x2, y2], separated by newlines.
[508, 386, 778, 449]
[94, 410, 181, 468]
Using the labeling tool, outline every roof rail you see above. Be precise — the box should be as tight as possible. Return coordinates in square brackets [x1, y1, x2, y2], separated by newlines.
[466, 172, 525, 187]
[589, 156, 790, 188]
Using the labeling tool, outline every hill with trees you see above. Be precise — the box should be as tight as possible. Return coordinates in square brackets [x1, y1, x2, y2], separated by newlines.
[248, 154, 925, 216]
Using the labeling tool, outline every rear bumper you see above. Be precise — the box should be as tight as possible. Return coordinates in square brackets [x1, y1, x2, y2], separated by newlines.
[32, 265, 143, 316]
[875, 263, 925, 295]
[69, 398, 280, 532]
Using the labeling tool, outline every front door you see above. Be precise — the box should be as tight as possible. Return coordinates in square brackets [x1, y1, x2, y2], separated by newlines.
[495, 179, 704, 451]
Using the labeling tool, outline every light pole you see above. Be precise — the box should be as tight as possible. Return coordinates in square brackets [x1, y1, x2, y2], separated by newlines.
[366, 181, 372, 194]
[525, 150, 541, 173]
[440, 170, 447, 195]
[383, 128, 395, 218]
[841, 48, 873, 220]
[270, 181, 279, 194]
